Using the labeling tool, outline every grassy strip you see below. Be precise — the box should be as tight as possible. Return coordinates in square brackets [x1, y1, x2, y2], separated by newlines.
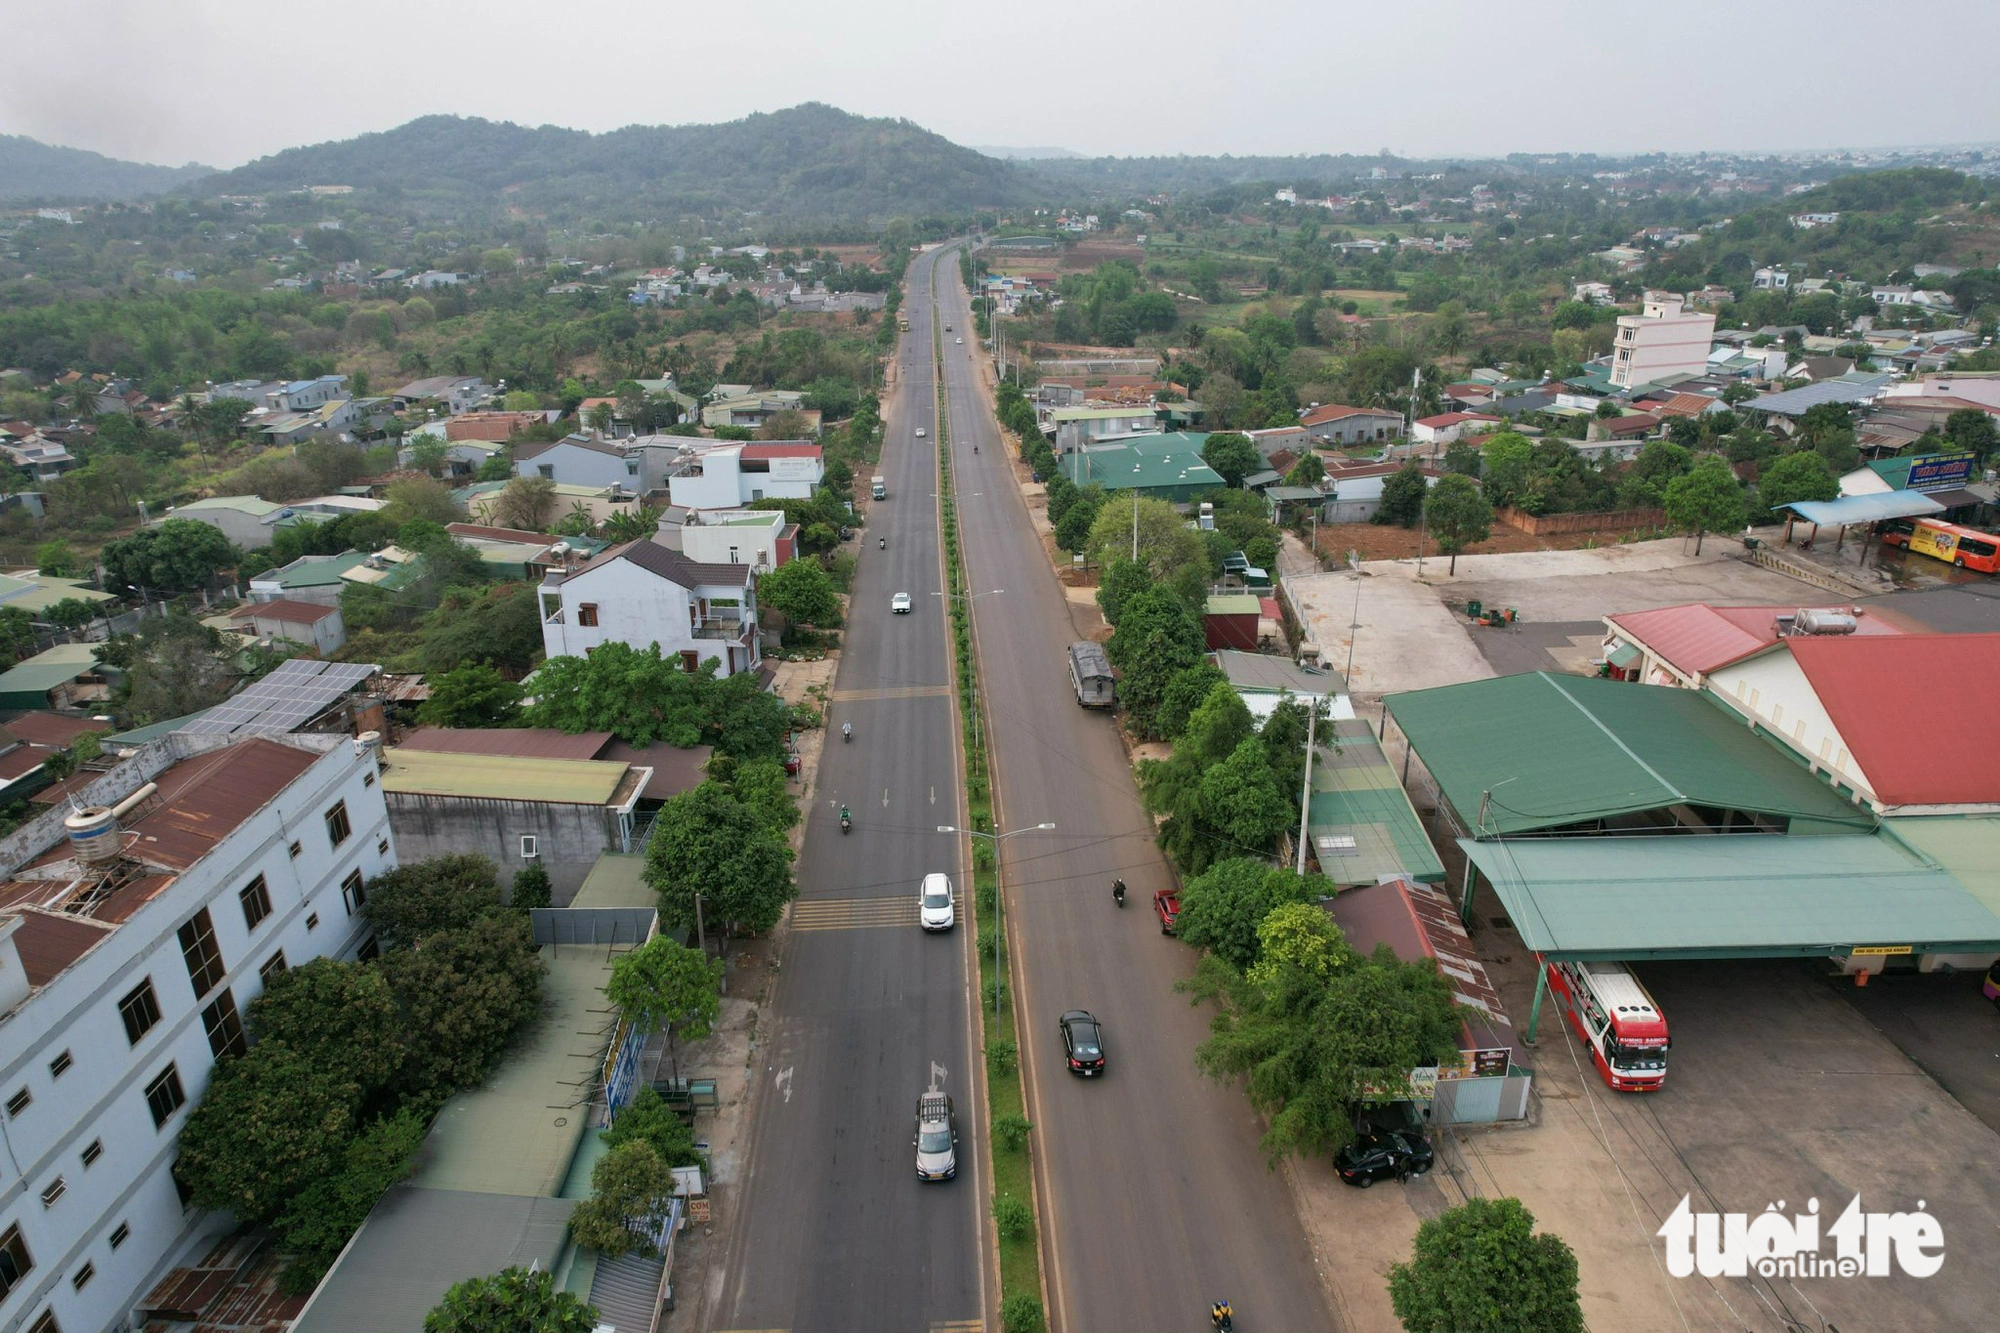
[931, 272, 1045, 1332]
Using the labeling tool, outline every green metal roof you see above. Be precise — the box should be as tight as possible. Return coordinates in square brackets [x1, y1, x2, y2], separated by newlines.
[1460, 833, 2000, 960]
[263, 552, 370, 588]
[1386, 673, 1873, 836]
[173, 494, 284, 516]
[380, 749, 630, 804]
[1205, 594, 1262, 615]
[1309, 719, 1446, 885]
[0, 574, 113, 612]
[1888, 817, 2000, 924]
[106, 712, 205, 748]
[0, 643, 101, 696]
[1078, 439, 1224, 494]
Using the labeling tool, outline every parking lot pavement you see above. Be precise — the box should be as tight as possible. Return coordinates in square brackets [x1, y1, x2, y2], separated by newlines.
[1445, 539, 1834, 625]
[1831, 967, 2000, 1135]
[1859, 581, 2000, 633]
[1464, 618, 1605, 677]
[1458, 926, 2000, 1333]
[1286, 565, 1495, 699]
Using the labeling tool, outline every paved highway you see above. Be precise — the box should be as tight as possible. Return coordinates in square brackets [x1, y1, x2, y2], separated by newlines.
[934, 251, 1340, 1333]
[713, 248, 985, 1333]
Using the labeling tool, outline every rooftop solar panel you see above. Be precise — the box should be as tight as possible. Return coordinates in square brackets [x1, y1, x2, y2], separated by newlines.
[178, 659, 380, 736]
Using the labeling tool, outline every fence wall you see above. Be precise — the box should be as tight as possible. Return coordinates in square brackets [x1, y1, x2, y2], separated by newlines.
[529, 906, 658, 947]
[1495, 506, 1665, 535]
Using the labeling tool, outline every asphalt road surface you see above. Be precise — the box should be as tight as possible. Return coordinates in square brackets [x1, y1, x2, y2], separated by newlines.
[713, 249, 985, 1333]
[935, 251, 1340, 1333]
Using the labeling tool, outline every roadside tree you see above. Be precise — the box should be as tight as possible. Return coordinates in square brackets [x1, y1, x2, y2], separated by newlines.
[1756, 450, 1840, 514]
[424, 1267, 599, 1333]
[643, 781, 795, 935]
[1423, 474, 1494, 574]
[1201, 432, 1261, 487]
[606, 936, 725, 1078]
[1373, 462, 1428, 527]
[1663, 457, 1747, 554]
[1388, 1197, 1584, 1333]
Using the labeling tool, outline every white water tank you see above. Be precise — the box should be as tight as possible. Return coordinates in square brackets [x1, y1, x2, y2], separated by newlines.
[1795, 608, 1859, 636]
[64, 808, 122, 864]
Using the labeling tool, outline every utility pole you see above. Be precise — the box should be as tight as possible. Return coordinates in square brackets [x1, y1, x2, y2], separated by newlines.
[1131, 488, 1140, 562]
[1344, 549, 1362, 686]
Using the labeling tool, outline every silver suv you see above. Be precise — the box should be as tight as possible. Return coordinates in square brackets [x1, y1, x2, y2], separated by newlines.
[914, 1091, 958, 1181]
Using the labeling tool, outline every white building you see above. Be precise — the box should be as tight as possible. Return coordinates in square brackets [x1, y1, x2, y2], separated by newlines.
[660, 442, 822, 512]
[269, 376, 348, 413]
[1754, 267, 1790, 290]
[655, 509, 795, 571]
[1610, 296, 1717, 389]
[0, 732, 389, 1333]
[540, 540, 761, 677]
[514, 437, 641, 491]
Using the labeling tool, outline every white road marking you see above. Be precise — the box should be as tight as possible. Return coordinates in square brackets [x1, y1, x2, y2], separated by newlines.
[775, 1066, 793, 1104]
[930, 1060, 948, 1093]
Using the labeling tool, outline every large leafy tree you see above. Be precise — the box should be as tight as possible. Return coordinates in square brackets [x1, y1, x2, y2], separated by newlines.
[1388, 1197, 1584, 1333]
[1663, 456, 1747, 554]
[1175, 858, 1325, 972]
[418, 582, 544, 674]
[1373, 462, 1429, 527]
[525, 643, 786, 757]
[1201, 432, 1261, 488]
[1756, 450, 1840, 514]
[1094, 557, 1154, 628]
[425, 1267, 598, 1333]
[250, 959, 405, 1101]
[1195, 903, 1462, 1161]
[381, 914, 546, 1102]
[1197, 736, 1296, 858]
[102, 518, 238, 594]
[360, 855, 506, 950]
[644, 781, 795, 935]
[1105, 587, 1204, 735]
[174, 1042, 361, 1223]
[110, 613, 238, 725]
[606, 936, 724, 1078]
[567, 1141, 677, 1259]
[757, 556, 842, 628]
[491, 477, 557, 530]
[1478, 432, 1536, 508]
[416, 663, 525, 729]
[1086, 495, 1208, 591]
[1423, 474, 1494, 575]
[1152, 663, 1230, 747]
[273, 1111, 426, 1289]
[1943, 406, 2000, 461]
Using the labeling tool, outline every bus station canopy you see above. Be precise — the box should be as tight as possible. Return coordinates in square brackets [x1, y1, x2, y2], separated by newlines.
[1385, 672, 1872, 837]
[1779, 491, 1945, 526]
[1459, 833, 2000, 961]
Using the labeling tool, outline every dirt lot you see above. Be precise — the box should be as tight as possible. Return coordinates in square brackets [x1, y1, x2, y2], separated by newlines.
[1309, 517, 1672, 565]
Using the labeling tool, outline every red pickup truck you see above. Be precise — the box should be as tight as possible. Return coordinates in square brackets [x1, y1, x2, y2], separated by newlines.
[1154, 889, 1180, 935]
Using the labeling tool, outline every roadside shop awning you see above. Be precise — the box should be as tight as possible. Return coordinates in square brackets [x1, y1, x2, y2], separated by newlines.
[1605, 641, 1643, 670]
[1459, 833, 2000, 961]
[1779, 492, 1945, 525]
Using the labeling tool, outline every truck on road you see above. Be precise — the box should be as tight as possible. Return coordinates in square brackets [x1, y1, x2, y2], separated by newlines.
[871, 475, 887, 500]
[1068, 640, 1114, 708]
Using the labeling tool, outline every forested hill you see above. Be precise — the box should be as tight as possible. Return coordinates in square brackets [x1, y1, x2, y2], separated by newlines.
[190, 104, 1034, 220]
[0, 134, 211, 201]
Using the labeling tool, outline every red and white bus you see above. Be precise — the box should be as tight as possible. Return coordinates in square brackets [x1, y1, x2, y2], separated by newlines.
[1545, 959, 1670, 1092]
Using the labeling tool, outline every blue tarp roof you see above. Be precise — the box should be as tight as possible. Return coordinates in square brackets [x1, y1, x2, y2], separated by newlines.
[1780, 491, 1945, 524]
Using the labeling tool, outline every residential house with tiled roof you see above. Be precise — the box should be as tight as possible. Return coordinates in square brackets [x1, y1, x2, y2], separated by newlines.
[539, 540, 760, 677]
[1599, 602, 1905, 689]
[1299, 403, 1403, 446]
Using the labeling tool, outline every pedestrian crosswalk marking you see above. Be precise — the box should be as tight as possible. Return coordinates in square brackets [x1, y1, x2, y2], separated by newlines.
[830, 684, 952, 702]
[931, 1321, 984, 1332]
[790, 897, 920, 931]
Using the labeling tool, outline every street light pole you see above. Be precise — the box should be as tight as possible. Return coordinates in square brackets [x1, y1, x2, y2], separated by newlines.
[938, 822, 1056, 1013]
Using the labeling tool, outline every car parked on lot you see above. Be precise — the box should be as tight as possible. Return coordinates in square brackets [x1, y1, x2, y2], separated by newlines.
[920, 873, 955, 931]
[892, 592, 912, 613]
[1334, 1131, 1434, 1188]
[1059, 1010, 1106, 1076]
[1154, 889, 1180, 935]
[914, 1091, 958, 1181]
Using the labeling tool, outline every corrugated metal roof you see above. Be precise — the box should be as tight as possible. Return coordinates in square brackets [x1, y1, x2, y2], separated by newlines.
[8, 909, 115, 987]
[1308, 720, 1445, 884]
[1781, 491, 1944, 524]
[1460, 833, 2000, 959]
[2, 713, 109, 749]
[1386, 673, 1872, 836]
[0, 644, 101, 696]
[1606, 602, 1902, 677]
[1788, 634, 2000, 805]
[1326, 878, 1509, 1048]
[1746, 373, 1893, 417]
[1890, 817, 2000, 922]
[379, 748, 629, 804]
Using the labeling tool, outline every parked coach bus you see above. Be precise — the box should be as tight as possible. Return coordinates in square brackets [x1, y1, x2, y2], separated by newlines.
[1545, 959, 1669, 1092]
[1876, 517, 2000, 573]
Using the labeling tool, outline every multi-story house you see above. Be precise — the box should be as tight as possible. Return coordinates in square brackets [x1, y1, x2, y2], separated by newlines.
[0, 731, 390, 1333]
[1610, 296, 1718, 389]
[539, 541, 759, 677]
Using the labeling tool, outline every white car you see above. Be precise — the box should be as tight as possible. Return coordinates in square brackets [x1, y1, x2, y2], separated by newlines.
[955, 337, 964, 344]
[891, 592, 912, 614]
[915, 427, 927, 438]
[919, 872, 955, 931]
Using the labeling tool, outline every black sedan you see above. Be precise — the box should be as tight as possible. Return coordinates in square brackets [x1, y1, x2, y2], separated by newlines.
[1334, 1131, 1434, 1188]
[1059, 1010, 1106, 1077]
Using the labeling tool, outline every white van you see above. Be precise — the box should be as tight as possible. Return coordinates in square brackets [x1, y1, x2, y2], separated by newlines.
[919, 873, 955, 932]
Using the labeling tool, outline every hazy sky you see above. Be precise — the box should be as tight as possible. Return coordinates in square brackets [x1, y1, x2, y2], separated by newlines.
[9, 0, 2000, 168]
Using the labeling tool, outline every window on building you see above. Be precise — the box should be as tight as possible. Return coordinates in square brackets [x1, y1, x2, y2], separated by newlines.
[363, 770, 375, 787]
[520, 835, 538, 860]
[144, 1065, 186, 1129]
[108, 1223, 128, 1251]
[177, 908, 225, 1000]
[288, 839, 302, 858]
[325, 801, 351, 847]
[80, 1140, 101, 1168]
[201, 991, 246, 1060]
[305, 912, 320, 931]
[577, 603, 599, 627]
[69, 1262, 92, 1292]
[259, 953, 288, 987]
[47, 1051, 71, 1080]
[0, 1224, 34, 1301]
[538, 464, 555, 480]
[119, 978, 160, 1045]
[6, 1088, 30, 1118]
[25, 1311, 57, 1333]
[357, 937, 381, 962]
[39, 1178, 64, 1208]
[680, 650, 700, 673]
[239, 875, 272, 931]
[377, 837, 389, 856]
[341, 870, 366, 916]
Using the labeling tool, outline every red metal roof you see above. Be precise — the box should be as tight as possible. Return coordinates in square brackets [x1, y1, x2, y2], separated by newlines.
[1415, 412, 1500, 429]
[739, 443, 821, 459]
[396, 727, 612, 762]
[1786, 633, 2000, 805]
[1655, 392, 1718, 418]
[2, 713, 109, 750]
[1300, 403, 1397, 427]
[1607, 602, 1903, 677]
[9, 910, 115, 987]
[248, 598, 339, 626]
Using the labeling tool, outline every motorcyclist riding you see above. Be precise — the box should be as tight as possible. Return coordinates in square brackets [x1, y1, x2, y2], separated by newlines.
[842, 722, 852, 742]
[839, 804, 851, 832]
[1113, 878, 1127, 906]
[879, 535, 886, 549]
[1211, 1300, 1234, 1332]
